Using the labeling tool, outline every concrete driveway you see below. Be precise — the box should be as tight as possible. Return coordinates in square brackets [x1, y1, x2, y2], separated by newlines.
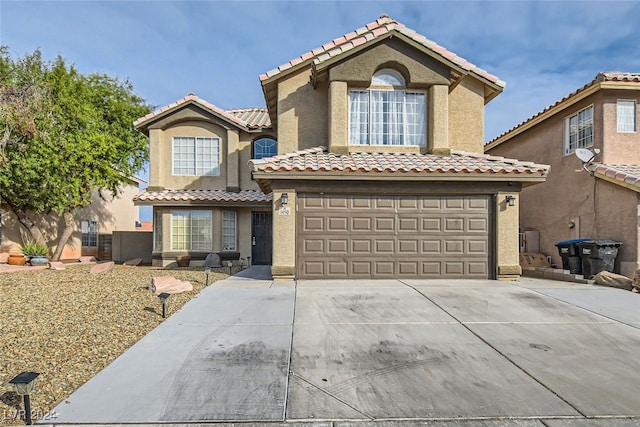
[45, 267, 640, 426]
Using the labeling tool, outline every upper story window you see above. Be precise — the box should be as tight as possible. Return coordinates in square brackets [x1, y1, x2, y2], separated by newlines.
[253, 137, 277, 159]
[172, 136, 220, 176]
[349, 69, 426, 147]
[563, 105, 593, 155]
[617, 100, 636, 133]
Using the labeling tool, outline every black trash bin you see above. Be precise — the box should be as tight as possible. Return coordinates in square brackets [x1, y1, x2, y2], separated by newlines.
[577, 240, 623, 279]
[555, 239, 590, 274]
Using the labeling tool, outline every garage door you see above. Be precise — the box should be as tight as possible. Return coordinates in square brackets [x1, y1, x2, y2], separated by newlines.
[297, 194, 491, 279]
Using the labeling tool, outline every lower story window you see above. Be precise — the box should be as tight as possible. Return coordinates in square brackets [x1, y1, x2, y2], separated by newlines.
[171, 210, 212, 251]
[222, 210, 237, 251]
[81, 220, 98, 247]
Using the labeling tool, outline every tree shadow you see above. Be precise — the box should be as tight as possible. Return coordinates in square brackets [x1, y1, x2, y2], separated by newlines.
[0, 390, 21, 409]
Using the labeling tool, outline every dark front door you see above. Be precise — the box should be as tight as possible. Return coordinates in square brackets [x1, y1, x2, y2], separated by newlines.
[251, 211, 272, 265]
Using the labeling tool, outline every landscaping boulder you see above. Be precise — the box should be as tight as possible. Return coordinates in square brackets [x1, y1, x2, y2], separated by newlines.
[594, 270, 633, 291]
[0, 252, 8, 263]
[204, 253, 222, 268]
[89, 261, 115, 274]
[123, 258, 142, 266]
[633, 269, 640, 292]
[149, 276, 193, 295]
[79, 256, 96, 263]
[49, 261, 66, 270]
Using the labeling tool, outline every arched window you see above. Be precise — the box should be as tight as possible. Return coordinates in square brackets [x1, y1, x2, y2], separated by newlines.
[349, 69, 426, 147]
[253, 137, 277, 159]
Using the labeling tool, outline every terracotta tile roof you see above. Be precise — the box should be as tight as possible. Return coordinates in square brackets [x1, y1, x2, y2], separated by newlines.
[259, 14, 504, 88]
[250, 146, 549, 176]
[133, 189, 272, 204]
[589, 163, 640, 190]
[134, 94, 270, 130]
[487, 72, 640, 147]
[227, 108, 271, 128]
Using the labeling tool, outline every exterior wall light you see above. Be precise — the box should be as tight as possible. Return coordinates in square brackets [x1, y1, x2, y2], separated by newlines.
[158, 292, 171, 318]
[281, 193, 289, 205]
[9, 371, 39, 425]
[505, 195, 516, 207]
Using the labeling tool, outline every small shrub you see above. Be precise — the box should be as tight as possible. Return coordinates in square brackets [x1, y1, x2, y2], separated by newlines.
[21, 241, 49, 257]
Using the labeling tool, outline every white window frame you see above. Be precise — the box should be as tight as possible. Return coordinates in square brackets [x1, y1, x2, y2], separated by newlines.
[172, 136, 220, 176]
[170, 210, 212, 251]
[349, 69, 427, 147]
[222, 210, 237, 251]
[81, 220, 98, 247]
[617, 100, 636, 133]
[153, 210, 162, 252]
[563, 105, 594, 155]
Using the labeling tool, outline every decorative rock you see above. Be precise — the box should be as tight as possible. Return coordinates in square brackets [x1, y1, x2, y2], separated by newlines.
[123, 258, 143, 266]
[49, 261, 66, 270]
[633, 269, 640, 292]
[594, 270, 633, 291]
[149, 276, 193, 295]
[79, 256, 96, 263]
[204, 253, 222, 268]
[0, 252, 8, 263]
[89, 261, 115, 274]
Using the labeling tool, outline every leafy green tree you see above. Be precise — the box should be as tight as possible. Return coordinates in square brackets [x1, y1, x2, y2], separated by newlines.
[0, 48, 150, 260]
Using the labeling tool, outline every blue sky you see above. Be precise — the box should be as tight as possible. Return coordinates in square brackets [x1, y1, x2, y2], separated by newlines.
[2, 0, 640, 219]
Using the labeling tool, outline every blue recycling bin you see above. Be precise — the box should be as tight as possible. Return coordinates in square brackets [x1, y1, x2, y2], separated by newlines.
[555, 239, 590, 274]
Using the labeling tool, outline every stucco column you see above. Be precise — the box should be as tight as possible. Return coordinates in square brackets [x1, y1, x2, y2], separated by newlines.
[496, 192, 521, 280]
[428, 84, 449, 155]
[148, 128, 163, 188]
[271, 189, 297, 279]
[226, 129, 240, 191]
[329, 80, 348, 155]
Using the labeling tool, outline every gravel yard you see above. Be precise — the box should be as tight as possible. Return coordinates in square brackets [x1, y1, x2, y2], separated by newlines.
[0, 264, 227, 426]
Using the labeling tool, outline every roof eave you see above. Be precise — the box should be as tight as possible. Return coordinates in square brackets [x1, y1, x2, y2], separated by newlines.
[592, 171, 640, 193]
[133, 199, 272, 207]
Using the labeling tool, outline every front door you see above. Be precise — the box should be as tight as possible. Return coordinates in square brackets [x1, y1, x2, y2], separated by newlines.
[251, 211, 272, 265]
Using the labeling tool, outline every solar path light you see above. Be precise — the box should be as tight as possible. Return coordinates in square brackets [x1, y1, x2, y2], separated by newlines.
[9, 371, 39, 425]
[158, 292, 171, 318]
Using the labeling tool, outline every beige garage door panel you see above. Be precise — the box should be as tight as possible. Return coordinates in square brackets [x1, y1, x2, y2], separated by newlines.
[298, 194, 490, 279]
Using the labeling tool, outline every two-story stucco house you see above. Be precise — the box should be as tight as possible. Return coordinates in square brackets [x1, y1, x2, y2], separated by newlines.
[486, 72, 640, 278]
[134, 15, 549, 279]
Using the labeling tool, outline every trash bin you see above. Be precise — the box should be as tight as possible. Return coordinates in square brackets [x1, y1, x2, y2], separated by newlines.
[577, 240, 623, 279]
[555, 239, 590, 274]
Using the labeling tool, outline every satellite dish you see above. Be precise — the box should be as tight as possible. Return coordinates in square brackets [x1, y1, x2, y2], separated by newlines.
[575, 148, 596, 163]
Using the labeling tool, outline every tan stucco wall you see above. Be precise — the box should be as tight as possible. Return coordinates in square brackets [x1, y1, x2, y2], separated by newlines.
[1, 181, 140, 260]
[495, 191, 521, 279]
[270, 187, 297, 278]
[601, 89, 640, 164]
[147, 112, 269, 192]
[277, 69, 328, 153]
[448, 77, 485, 153]
[487, 91, 639, 277]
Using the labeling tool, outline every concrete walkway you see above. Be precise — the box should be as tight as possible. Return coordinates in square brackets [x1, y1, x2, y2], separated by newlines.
[43, 268, 640, 426]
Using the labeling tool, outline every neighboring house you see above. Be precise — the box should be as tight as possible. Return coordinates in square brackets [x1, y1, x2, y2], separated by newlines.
[134, 14, 549, 279]
[0, 176, 144, 260]
[485, 72, 640, 278]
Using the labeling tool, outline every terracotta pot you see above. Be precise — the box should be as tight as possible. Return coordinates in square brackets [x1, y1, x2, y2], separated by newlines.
[176, 255, 191, 268]
[7, 254, 26, 266]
